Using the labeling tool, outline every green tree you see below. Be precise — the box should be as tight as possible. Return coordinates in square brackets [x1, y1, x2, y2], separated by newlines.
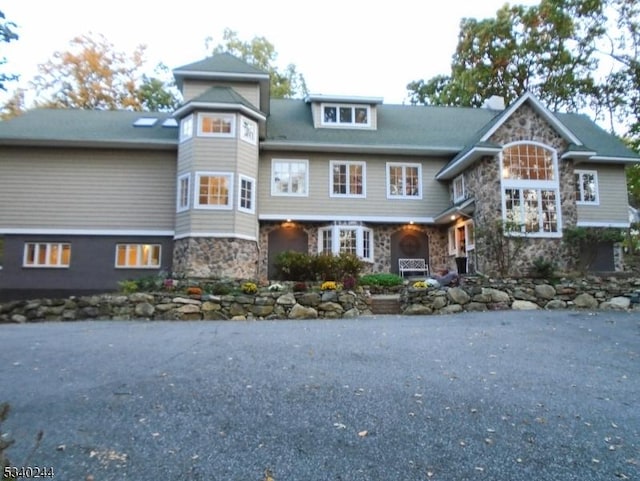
[407, 0, 603, 111]
[207, 28, 307, 99]
[0, 10, 19, 92]
[29, 33, 180, 111]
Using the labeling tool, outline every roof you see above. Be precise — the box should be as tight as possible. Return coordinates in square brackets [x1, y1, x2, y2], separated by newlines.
[0, 93, 638, 164]
[263, 100, 499, 155]
[173, 86, 266, 121]
[173, 53, 269, 78]
[0, 109, 177, 149]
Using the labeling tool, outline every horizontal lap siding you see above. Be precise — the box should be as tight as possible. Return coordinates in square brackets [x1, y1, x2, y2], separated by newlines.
[257, 152, 449, 219]
[0, 148, 176, 231]
[576, 164, 629, 225]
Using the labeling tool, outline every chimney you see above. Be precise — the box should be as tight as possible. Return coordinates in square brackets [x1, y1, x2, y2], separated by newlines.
[482, 95, 505, 111]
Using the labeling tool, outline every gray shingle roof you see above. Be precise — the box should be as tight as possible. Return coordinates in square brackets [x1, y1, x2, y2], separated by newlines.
[0, 109, 177, 148]
[173, 53, 269, 77]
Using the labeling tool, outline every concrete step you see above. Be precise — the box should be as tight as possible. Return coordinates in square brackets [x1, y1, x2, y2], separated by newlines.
[370, 295, 401, 315]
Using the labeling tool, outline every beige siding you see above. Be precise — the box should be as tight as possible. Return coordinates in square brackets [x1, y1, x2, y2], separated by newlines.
[257, 152, 449, 219]
[188, 210, 236, 233]
[192, 137, 238, 170]
[0, 147, 176, 231]
[182, 80, 260, 108]
[576, 163, 629, 225]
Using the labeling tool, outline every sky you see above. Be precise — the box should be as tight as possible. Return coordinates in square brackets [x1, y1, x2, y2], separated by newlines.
[1, 0, 542, 106]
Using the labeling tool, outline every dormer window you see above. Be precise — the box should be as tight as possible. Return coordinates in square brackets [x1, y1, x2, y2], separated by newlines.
[198, 113, 235, 137]
[322, 104, 370, 127]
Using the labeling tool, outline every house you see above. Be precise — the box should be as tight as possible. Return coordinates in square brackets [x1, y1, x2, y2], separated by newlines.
[0, 53, 638, 300]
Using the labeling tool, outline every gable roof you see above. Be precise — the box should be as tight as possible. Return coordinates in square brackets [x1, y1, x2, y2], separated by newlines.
[173, 86, 266, 121]
[0, 109, 178, 149]
[173, 53, 270, 114]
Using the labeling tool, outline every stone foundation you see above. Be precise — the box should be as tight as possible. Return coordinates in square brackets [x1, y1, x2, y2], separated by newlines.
[173, 237, 258, 279]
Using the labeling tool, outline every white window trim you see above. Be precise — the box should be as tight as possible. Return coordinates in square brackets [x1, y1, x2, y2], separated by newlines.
[238, 174, 256, 214]
[500, 142, 562, 238]
[317, 225, 374, 262]
[575, 169, 600, 205]
[447, 227, 456, 255]
[179, 115, 193, 142]
[115, 244, 161, 269]
[197, 113, 236, 138]
[386, 162, 423, 200]
[194, 172, 234, 210]
[453, 174, 465, 203]
[320, 103, 371, 128]
[465, 219, 475, 251]
[23, 242, 71, 268]
[239, 116, 258, 145]
[176, 173, 190, 213]
[329, 160, 366, 198]
[271, 159, 309, 197]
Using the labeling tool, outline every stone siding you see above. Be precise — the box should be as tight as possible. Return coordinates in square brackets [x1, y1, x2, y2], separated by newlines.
[173, 237, 258, 279]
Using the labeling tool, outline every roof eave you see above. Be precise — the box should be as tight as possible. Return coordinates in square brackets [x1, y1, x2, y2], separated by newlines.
[260, 141, 460, 156]
[433, 197, 476, 224]
[435, 146, 502, 180]
[173, 102, 266, 121]
[0, 138, 177, 150]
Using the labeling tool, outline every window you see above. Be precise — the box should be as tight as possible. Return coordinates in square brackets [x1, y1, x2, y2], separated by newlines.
[501, 142, 561, 236]
[453, 175, 465, 202]
[116, 244, 161, 268]
[330, 161, 365, 197]
[238, 175, 255, 213]
[240, 117, 257, 145]
[0, 236, 3, 270]
[23, 242, 71, 268]
[575, 170, 599, 204]
[271, 159, 308, 196]
[195, 172, 233, 209]
[177, 173, 190, 212]
[318, 224, 373, 262]
[198, 113, 235, 137]
[387, 163, 422, 198]
[180, 115, 193, 142]
[321, 104, 370, 127]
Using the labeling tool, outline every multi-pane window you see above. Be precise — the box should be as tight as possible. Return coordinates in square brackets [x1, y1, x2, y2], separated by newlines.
[177, 173, 190, 212]
[387, 163, 421, 198]
[238, 175, 255, 213]
[23, 242, 71, 267]
[271, 159, 308, 196]
[330, 161, 365, 197]
[198, 114, 235, 137]
[240, 117, 257, 145]
[318, 224, 373, 262]
[501, 142, 561, 236]
[575, 170, 599, 204]
[195, 173, 233, 209]
[453, 175, 465, 202]
[322, 104, 370, 127]
[180, 115, 193, 142]
[116, 244, 161, 268]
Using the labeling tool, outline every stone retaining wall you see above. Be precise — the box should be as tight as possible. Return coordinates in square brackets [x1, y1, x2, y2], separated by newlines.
[401, 276, 640, 315]
[2, 276, 640, 323]
[0, 289, 372, 323]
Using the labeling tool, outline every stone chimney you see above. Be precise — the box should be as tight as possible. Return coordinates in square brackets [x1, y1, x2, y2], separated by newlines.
[482, 95, 505, 111]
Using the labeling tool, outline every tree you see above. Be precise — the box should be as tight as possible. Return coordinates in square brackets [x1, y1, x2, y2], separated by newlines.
[207, 28, 307, 99]
[0, 10, 19, 92]
[29, 33, 180, 111]
[407, 0, 604, 111]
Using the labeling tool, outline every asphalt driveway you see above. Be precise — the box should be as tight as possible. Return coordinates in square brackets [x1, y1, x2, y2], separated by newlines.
[1, 310, 638, 480]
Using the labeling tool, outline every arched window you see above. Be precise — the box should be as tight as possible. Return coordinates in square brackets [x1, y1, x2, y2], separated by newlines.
[500, 142, 562, 237]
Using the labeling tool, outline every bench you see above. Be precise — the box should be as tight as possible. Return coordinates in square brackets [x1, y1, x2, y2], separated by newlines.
[398, 258, 429, 278]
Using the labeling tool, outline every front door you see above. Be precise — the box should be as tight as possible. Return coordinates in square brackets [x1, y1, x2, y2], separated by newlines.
[267, 226, 308, 279]
[390, 230, 429, 275]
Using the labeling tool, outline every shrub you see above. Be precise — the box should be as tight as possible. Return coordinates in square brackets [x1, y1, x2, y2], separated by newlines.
[274, 251, 314, 281]
[293, 282, 308, 292]
[530, 256, 556, 279]
[204, 282, 232, 295]
[118, 280, 138, 294]
[412, 280, 428, 289]
[321, 281, 338, 291]
[359, 273, 403, 287]
[241, 282, 258, 294]
[274, 251, 365, 281]
[342, 275, 357, 290]
[187, 286, 202, 296]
